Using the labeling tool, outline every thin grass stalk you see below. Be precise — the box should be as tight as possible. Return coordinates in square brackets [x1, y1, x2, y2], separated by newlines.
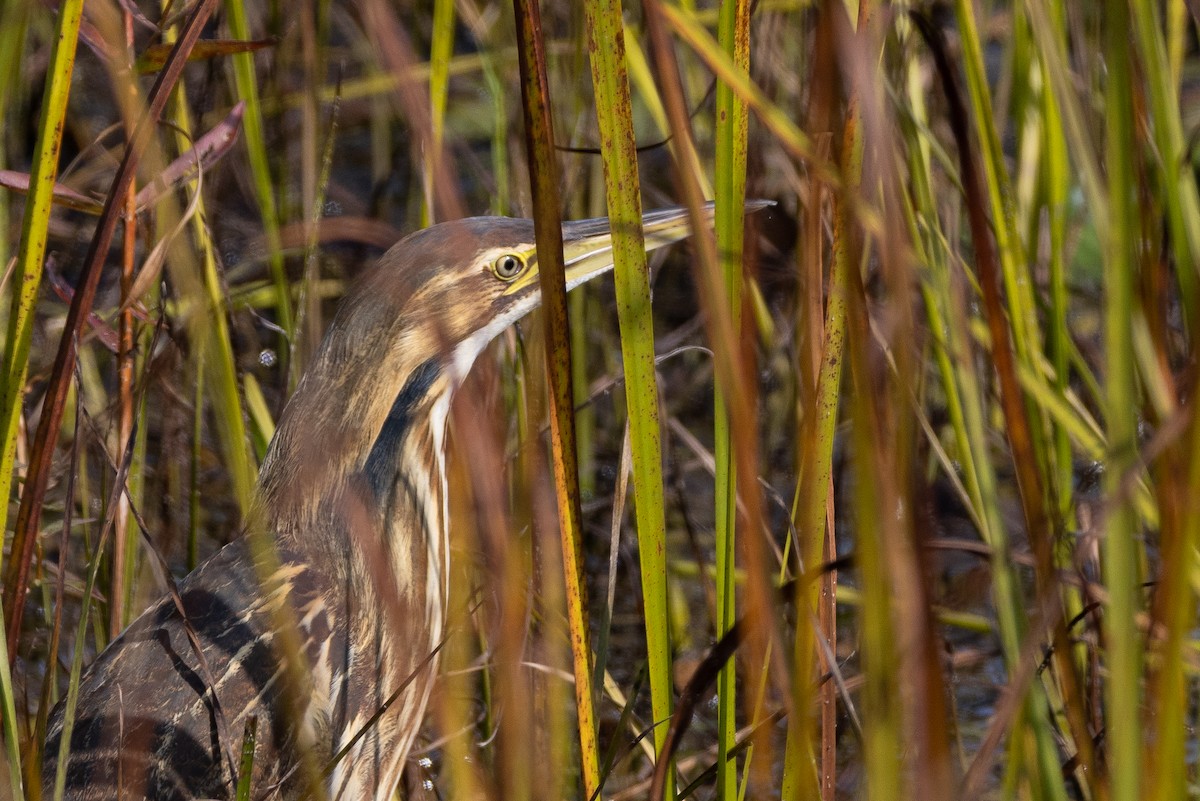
[1145, 448, 1192, 801]
[1167, 0, 1186, 81]
[292, 0, 331, 374]
[780, 204, 846, 801]
[1039, 2, 1073, 564]
[234, 718, 258, 801]
[1101, 4, 1143, 800]
[835, 11, 903, 801]
[515, 313, 547, 799]
[0, 596, 22, 801]
[948, 292, 1058, 797]
[297, 4, 318, 285]
[561, 70, 597, 516]
[950, 0, 1041, 368]
[223, 0, 294, 357]
[243, 373, 275, 460]
[513, 2, 601, 795]
[1128, 0, 1200, 330]
[844, 201, 904, 801]
[454, 1, 511, 215]
[113, 187, 139, 632]
[592, 420, 631, 722]
[569, 290, 594, 498]
[0, 1, 31, 271]
[1145, 334, 1200, 799]
[189, 340, 206, 571]
[161, 94, 257, 518]
[1033, 13, 1102, 793]
[866, 16, 961, 795]
[292, 85, 339, 411]
[50, 431, 140, 801]
[781, 9, 839, 797]
[0, 0, 26, 118]
[0, 0, 84, 574]
[532, 463, 574, 801]
[712, 0, 750, 796]
[121, 358, 152, 635]
[426, 0, 455, 225]
[1022, 1, 1108, 237]
[109, 0, 141, 635]
[32, 390, 86, 781]
[1143, 83, 1200, 798]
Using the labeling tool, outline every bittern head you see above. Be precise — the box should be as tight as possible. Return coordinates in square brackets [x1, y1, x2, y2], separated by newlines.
[326, 206, 716, 383]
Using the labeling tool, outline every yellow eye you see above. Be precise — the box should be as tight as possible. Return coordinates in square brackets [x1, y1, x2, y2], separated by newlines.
[492, 253, 526, 281]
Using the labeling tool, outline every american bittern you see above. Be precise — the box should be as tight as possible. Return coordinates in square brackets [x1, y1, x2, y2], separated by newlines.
[40, 205, 737, 801]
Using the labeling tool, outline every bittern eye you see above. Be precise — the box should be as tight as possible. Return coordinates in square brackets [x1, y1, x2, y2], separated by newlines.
[492, 253, 526, 281]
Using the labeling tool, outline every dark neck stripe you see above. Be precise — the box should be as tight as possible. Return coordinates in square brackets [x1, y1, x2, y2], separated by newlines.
[363, 358, 442, 498]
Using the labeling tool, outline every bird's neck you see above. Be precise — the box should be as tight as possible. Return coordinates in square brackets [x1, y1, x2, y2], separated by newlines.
[255, 354, 455, 627]
[250, 355, 457, 800]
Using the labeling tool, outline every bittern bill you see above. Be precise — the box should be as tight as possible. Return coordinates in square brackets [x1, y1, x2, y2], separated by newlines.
[40, 203, 753, 801]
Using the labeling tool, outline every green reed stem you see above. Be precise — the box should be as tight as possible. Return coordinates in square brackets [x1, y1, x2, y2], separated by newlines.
[1102, 4, 1143, 800]
[0, 0, 84, 568]
[582, 3, 668, 797]
[713, 0, 750, 796]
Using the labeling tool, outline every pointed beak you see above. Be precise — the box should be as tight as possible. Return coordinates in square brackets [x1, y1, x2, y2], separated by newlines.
[504, 200, 771, 296]
[560, 204, 709, 290]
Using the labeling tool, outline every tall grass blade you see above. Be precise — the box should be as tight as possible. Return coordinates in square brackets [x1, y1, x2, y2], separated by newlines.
[0, 596, 23, 801]
[223, 0, 294, 351]
[580, 1, 676, 797]
[0, 0, 85, 579]
[426, 0, 455, 225]
[234, 717, 258, 801]
[1101, 3, 1143, 800]
[713, 0, 751, 796]
[1128, 0, 1200, 329]
[513, 1, 601, 795]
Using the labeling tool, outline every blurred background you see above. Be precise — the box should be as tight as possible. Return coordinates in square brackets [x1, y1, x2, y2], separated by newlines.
[0, 2, 1195, 800]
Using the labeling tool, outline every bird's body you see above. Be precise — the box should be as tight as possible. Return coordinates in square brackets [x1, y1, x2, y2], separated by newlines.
[40, 208, 712, 801]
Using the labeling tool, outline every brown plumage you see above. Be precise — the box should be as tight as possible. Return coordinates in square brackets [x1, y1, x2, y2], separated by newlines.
[40, 208, 711, 801]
